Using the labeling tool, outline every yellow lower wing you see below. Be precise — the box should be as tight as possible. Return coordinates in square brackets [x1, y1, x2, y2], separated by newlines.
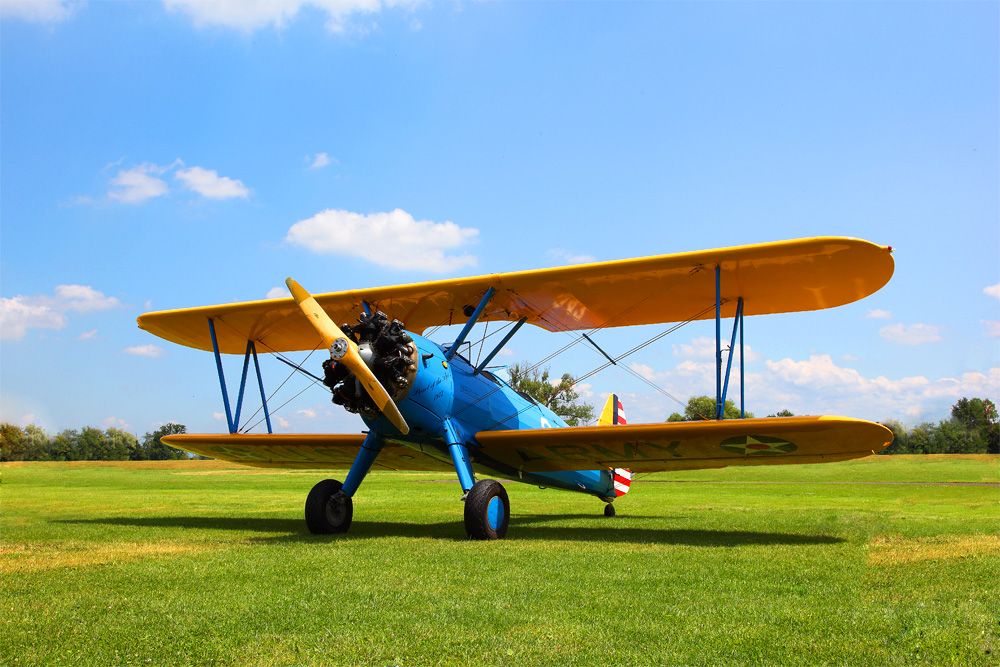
[474, 417, 893, 473]
[161, 433, 453, 471]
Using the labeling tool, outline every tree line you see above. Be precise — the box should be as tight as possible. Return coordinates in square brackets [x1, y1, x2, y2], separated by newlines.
[1, 389, 995, 461]
[0, 423, 191, 462]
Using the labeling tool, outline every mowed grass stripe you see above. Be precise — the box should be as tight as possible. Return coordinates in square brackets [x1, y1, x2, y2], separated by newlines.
[1, 456, 997, 666]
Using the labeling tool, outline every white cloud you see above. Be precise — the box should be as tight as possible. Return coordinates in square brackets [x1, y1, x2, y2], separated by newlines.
[983, 320, 1000, 338]
[0, 0, 81, 24]
[124, 344, 165, 358]
[623, 351, 999, 426]
[0, 285, 121, 340]
[865, 309, 893, 319]
[672, 335, 762, 363]
[108, 163, 170, 204]
[286, 208, 478, 272]
[546, 248, 596, 265]
[77, 329, 98, 340]
[309, 152, 332, 169]
[55, 284, 121, 312]
[162, 0, 412, 34]
[174, 166, 250, 200]
[985, 283, 1000, 300]
[212, 412, 226, 422]
[879, 323, 943, 345]
[297, 408, 318, 419]
[266, 286, 291, 299]
[101, 416, 132, 430]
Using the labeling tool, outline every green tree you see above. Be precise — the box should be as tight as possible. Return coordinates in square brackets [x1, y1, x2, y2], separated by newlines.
[142, 423, 188, 460]
[50, 429, 82, 460]
[0, 423, 27, 461]
[78, 426, 111, 461]
[104, 427, 135, 461]
[767, 409, 795, 418]
[950, 397, 998, 454]
[666, 395, 753, 421]
[507, 364, 595, 426]
[879, 419, 911, 455]
[22, 424, 50, 460]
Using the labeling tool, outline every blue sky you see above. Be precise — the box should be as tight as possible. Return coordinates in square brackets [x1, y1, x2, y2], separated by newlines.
[1, 0, 997, 438]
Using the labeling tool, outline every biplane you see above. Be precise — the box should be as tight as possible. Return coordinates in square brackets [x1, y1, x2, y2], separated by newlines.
[137, 237, 895, 539]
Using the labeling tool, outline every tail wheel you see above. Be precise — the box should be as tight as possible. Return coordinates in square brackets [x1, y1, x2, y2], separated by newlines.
[305, 479, 353, 535]
[604, 503, 616, 517]
[464, 479, 510, 540]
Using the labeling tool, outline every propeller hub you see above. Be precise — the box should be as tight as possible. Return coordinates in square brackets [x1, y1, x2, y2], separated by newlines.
[330, 338, 350, 360]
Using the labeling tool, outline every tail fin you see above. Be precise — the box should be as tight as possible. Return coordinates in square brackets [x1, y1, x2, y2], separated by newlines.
[599, 394, 632, 497]
[598, 394, 627, 426]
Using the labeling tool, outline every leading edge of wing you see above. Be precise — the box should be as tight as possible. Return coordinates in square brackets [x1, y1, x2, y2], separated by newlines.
[138, 236, 893, 353]
[161, 433, 454, 471]
[474, 417, 894, 473]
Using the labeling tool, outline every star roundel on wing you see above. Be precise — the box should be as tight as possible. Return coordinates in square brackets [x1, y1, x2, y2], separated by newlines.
[719, 434, 798, 455]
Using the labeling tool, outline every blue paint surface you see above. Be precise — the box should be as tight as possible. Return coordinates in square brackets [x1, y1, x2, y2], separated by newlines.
[487, 495, 505, 530]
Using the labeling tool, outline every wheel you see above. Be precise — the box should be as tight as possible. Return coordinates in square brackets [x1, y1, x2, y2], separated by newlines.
[305, 479, 353, 535]
[604, 503, 616, 518]
[464, 479, 510, 540]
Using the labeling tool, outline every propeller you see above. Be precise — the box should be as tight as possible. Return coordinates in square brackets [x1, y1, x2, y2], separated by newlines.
[286, 278, 409, 435]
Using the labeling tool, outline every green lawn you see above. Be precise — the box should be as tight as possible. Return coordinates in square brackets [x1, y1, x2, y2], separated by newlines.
[2, 455, 997, 666]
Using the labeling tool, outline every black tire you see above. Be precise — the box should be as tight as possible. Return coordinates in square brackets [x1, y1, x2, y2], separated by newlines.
[604, 503, 616, 518]
[305, 479, 353, 535]
[464, 479, 510, 540]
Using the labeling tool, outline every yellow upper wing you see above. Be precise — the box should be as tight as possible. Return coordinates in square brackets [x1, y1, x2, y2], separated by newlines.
[138, 237, 893, 354]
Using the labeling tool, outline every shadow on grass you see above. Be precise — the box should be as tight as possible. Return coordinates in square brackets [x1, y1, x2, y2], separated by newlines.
[57, 514, 844, 546]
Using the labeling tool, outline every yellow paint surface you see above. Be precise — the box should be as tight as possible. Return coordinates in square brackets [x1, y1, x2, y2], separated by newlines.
[138, 237, 893, 354]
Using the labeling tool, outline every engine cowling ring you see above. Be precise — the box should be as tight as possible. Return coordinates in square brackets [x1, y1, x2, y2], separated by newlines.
[322, 311, 418, 418]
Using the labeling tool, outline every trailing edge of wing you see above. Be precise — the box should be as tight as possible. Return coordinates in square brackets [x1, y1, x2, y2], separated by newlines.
[138, 237, 893, 354]
[473, 416, 893, 473]
[161, 433, 453, 471]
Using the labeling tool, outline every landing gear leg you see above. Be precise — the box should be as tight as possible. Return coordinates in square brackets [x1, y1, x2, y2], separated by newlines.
[305, 479, 353, 534]
[464, 479, 510, 540]
[604, 503, 616, 518]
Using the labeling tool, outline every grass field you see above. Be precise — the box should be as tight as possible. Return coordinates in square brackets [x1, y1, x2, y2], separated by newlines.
[2, 455, 998, 666]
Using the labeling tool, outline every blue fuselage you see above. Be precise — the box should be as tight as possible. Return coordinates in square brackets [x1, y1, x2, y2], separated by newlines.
[362, 332, 616, 500]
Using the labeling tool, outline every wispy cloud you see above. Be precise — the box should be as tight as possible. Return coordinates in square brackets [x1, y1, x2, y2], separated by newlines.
[546, 248, 596, 265]
[879, 323, 943, 345]
[174, 166, 250, 200]
[123, 344, 165, 358]
[161, 0, 419, 35]
[79, 160, 249, 205]
[983, 320, 1000, 338]
[0, 285, 121, 340]
[286, 208, 478, 272]
[985, 283, 1000, 300]
[865, 309, 893, 320]
[308, 152, 333, 169]
[77, 329, 98, 340]
[108, 163, 171, 204]
[672, 335, 762, 363]
[0, 0, 81, 24]
[101, 416, 132, 430]
[266, 286, 291, 299]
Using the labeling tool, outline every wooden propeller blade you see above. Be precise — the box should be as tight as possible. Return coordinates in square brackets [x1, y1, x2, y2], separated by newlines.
[286, 278, 409, 435]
